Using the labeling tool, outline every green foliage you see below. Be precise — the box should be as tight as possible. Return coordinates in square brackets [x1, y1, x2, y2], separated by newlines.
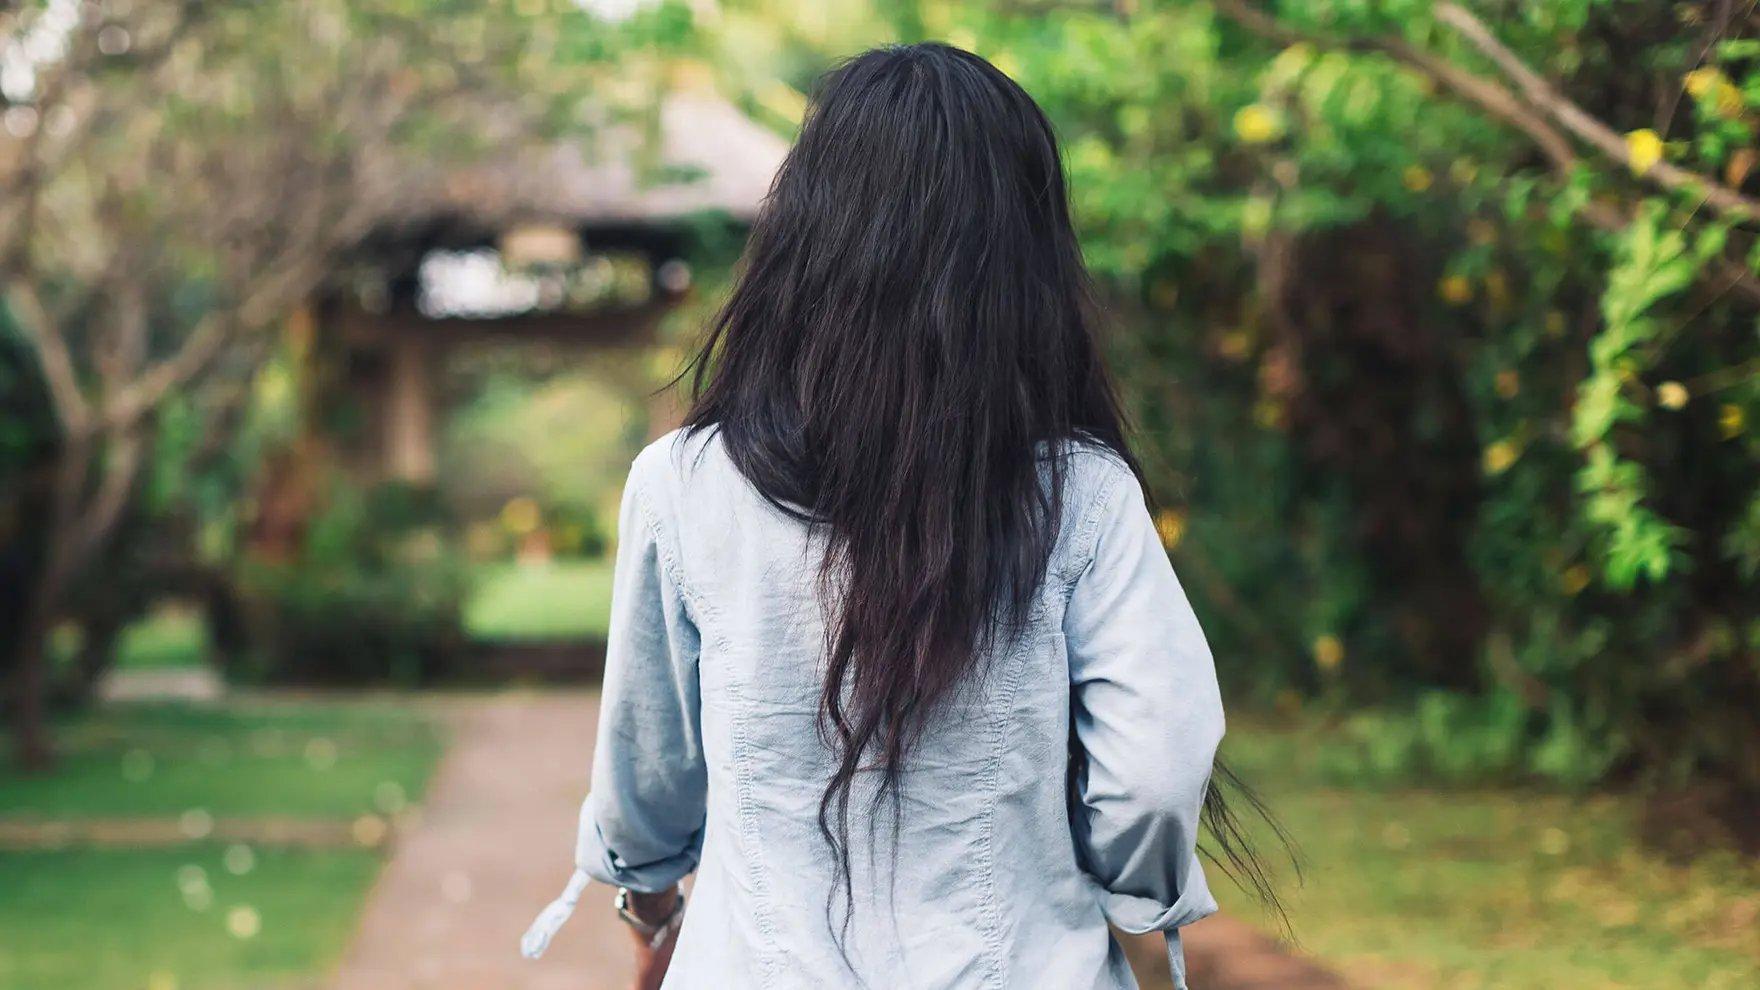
[441, 363, 643, 530]
[1571, 205, 1724, 588]
[2, 0, 696, 719]
[239, 482, 471, 686]
[1333, 688, 1622, 788]
[881, 0, 1760, 790]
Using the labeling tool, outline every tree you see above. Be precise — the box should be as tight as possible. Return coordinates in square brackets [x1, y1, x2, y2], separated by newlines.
[0, 0, 659, 768]
[708, 0, 1760, 788]
[935, 0, 1760, 787]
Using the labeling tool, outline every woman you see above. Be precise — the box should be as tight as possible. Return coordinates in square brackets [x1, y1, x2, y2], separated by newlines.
[524, 43, 1269, 990]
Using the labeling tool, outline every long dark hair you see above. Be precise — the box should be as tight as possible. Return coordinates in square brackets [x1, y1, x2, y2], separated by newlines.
[684, 42, 1289, 937]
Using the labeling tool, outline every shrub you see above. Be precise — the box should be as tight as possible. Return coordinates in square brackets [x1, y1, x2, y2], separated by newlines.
[238, 481, 470, 685]
[941, 1, 1760, 791]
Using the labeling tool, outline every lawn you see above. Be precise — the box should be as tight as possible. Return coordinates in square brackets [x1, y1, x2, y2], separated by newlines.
[0, 698, 444, 990]
[113, 605, 210, 671]
[463, 557, 614, 642]
[0, 845, 383, 990]
[1219, 714, 1760, 990]
[32, 582, 1760, 990]
[0, 700, 441, 820]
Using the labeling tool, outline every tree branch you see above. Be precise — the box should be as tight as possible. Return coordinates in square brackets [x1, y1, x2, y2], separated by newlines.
[1211, 0, 1760, 305]
[65, 426, 144, 574]
[5, 280, 91, 433]
[1433, 2, 1760, 223]
[1212, 0, 1582, 172]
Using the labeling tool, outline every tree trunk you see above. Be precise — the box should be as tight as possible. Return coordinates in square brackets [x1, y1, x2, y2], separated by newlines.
[9, 436, 92, 771]
[9, 600, 58, 772]
[52, 610, 123, 709]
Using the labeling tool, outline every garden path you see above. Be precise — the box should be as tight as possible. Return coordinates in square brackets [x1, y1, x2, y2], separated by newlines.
[332, 691, 1347, 990]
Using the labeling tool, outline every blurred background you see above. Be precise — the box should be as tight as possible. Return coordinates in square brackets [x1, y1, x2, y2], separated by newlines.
[2, 1, 1758, 988]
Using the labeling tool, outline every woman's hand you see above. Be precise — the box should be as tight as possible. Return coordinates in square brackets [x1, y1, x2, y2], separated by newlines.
[624, 888, 682, 990]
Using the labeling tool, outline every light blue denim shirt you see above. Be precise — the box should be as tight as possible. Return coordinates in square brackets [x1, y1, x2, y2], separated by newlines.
[523, 428, 1223, 988]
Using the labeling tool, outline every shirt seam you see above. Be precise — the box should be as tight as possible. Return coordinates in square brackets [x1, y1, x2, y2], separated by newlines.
[631, 465, 784, 986]
[1059, 461, 1132, 593]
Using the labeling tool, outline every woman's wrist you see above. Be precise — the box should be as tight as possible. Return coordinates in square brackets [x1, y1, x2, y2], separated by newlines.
[623, 887, 680, 927]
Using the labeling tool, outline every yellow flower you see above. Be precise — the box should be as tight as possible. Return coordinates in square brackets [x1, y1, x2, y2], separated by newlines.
[1402, 165, 1433, 192]
[1252, 397, 1286, 430]
[1216, 329, 1252, 362]
[1562, 564, 1592, 596]
[1720, 403, 1746, 439]
[500, 497, 541, 536]
[1437, 275, 1473, 305]
[1233, 104, 1282, 144]
[1716, 82, 1745, 117]
[1313, 634, 1344, 673]
[1685, 68, 1745, 116]
[1655, 381, 1690, 410]
[1495, 369, 1520, 399]
[1685, 67, 1723, 98]
[1625, 128, 1664, 175]
[1483, 439, 1519, 475]
[1153, 509, 1187, 550]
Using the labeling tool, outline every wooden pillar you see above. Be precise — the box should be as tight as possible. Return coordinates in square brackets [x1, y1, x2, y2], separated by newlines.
[385, 333, 437, 485]
[248, 304, 322, 562]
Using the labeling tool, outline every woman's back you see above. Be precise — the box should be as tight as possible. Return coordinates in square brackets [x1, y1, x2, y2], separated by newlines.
[521, 42, 1233, 990]
[565, 428, 1221, 988]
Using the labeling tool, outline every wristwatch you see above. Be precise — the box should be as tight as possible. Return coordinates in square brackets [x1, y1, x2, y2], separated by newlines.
[614, 885, 686, 949]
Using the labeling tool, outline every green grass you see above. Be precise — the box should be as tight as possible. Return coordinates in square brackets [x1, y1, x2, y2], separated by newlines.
[96, 559, 617, 671]
[0, 698, 444, 989]
[0, 844, 382, 990]
[1220, 714, 1760, 989]
[0, 700, 441, 820]
[114, 606, 209, 671]
[464, 557, 614, 642]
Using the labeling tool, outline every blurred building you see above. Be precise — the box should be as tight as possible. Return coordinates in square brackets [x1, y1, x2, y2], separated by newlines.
[248, 92, 786, 561]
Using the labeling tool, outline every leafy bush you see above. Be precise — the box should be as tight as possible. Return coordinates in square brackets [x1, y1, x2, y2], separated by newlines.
[238, 481, 470, 685]
[932, 1, 1760, 792]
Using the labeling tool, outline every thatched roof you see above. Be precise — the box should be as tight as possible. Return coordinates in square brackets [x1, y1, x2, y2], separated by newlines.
[375, 93, 789, 248]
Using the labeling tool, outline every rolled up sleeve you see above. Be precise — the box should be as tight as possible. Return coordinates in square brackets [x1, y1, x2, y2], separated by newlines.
[1065, 471, 1224, 985]
[576, 466, 706, 893]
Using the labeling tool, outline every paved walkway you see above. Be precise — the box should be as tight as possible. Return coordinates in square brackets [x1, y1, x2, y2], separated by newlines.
[333, 692, 1346, 990]
[333, 691, 632, 990]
